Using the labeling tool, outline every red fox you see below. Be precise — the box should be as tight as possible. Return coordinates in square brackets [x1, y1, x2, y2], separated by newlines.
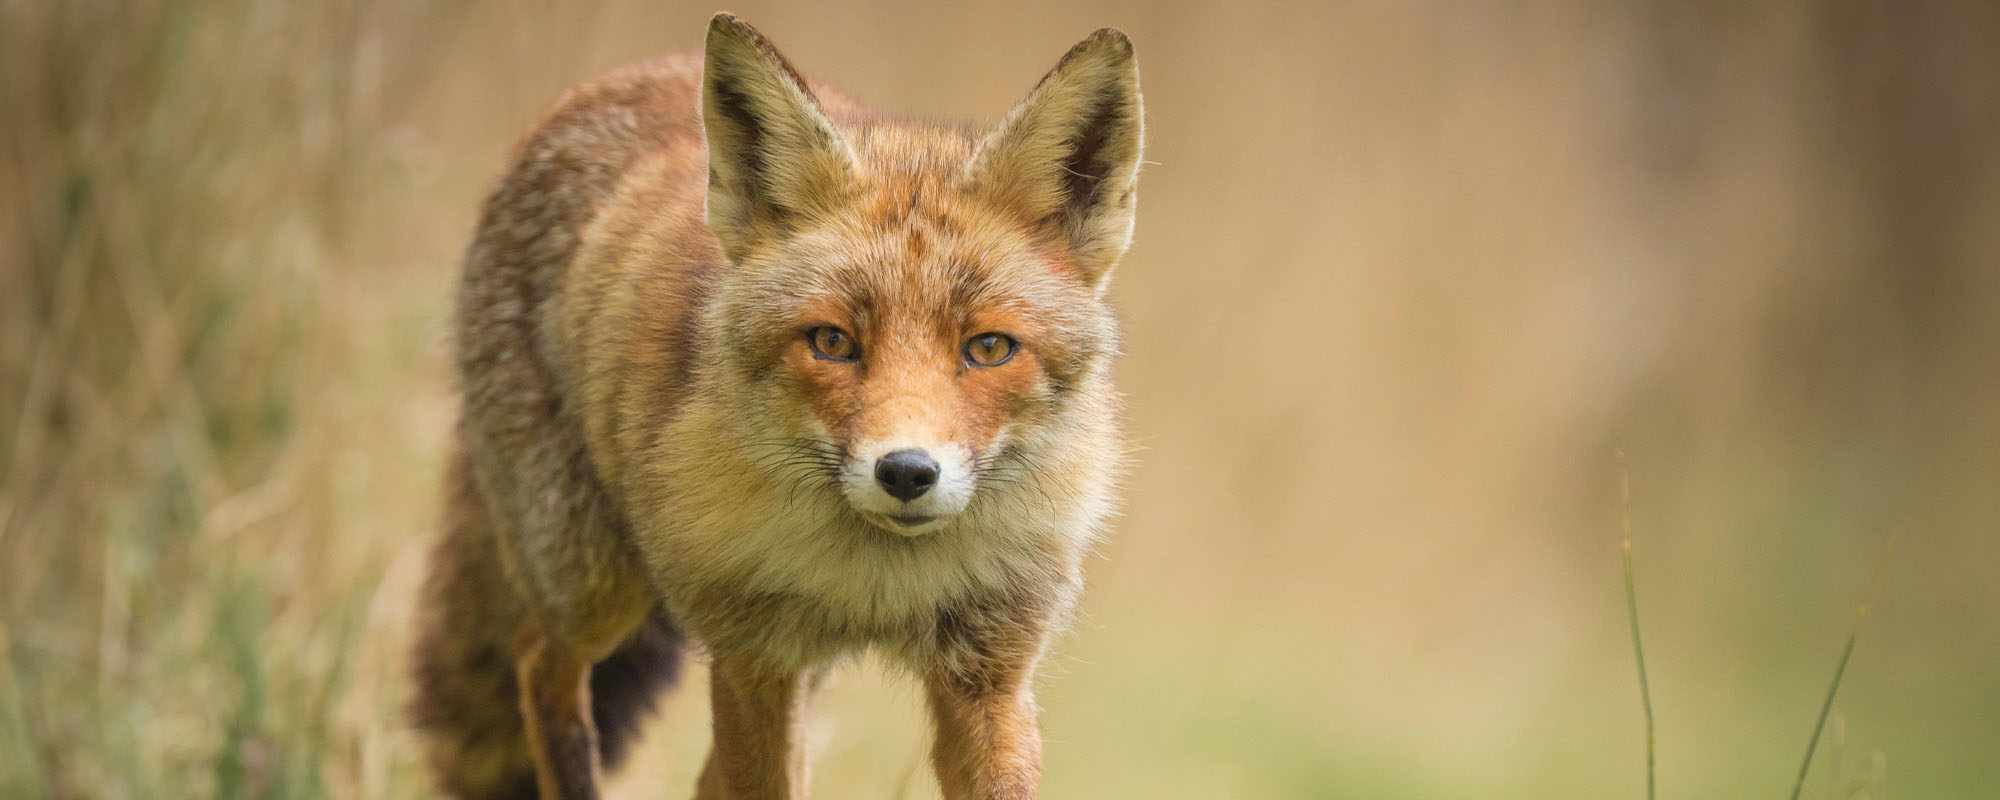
[412, 13, 1142, 799]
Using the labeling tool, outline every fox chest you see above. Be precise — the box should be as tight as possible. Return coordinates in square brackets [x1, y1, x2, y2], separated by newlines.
[642, 505, 1074, 665]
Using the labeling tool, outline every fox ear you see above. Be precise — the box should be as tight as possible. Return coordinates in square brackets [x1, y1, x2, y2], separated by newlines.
[965, 29, 1144, 289]
[702, 14, 854, 261]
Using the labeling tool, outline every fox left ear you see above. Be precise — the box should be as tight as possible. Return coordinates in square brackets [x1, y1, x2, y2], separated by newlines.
[965, 29, 1144, 290]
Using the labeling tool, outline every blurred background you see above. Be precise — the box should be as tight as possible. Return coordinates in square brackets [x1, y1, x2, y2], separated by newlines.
[4, 1, 1997, 797]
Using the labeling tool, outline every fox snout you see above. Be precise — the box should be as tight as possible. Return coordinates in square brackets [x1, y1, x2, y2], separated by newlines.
[839, 433, 980, 536]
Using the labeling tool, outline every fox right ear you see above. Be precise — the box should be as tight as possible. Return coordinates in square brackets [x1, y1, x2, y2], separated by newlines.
[964, 29, 1144, 290]
[701, 14, 854, 261]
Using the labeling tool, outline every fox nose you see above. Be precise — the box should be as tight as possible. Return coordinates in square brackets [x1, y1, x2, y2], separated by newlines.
[874, 449, 939, 502]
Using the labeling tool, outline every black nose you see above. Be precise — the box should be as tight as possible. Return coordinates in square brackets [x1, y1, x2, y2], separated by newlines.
[874, 449, 939, 502]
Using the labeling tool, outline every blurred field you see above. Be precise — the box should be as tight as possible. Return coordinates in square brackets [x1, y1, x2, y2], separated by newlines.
[4, 1, 1997, 797]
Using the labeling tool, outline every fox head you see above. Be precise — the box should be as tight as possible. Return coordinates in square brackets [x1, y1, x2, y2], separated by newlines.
[697, 15, 1141, 537]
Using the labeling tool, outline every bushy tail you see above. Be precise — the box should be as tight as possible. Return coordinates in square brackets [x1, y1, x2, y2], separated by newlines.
[410, 455, 683, 799]
[588, 607, 684, 769]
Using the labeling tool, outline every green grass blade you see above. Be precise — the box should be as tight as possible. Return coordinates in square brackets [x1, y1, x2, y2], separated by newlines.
[1619, 454, 1655, 800]
[1788, 532, 1896, 800]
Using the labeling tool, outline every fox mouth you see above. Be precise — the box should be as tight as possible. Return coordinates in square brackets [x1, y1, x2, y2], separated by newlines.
[859, 510, 948, 536]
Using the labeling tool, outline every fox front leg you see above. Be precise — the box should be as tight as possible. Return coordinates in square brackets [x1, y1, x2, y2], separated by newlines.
[696, 654, 819, 800]
[924, 624, 1049, 800]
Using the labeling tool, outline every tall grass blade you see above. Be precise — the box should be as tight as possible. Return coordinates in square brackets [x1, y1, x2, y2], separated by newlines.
[1788, 532, 1897, 800]
[1619, 453, 1655, 800]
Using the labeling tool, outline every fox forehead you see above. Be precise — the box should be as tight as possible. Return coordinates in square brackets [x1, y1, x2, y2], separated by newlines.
[733, 127, 1083, 312]
[753, 214, 1095, 356]
[846, 122, 982, 187]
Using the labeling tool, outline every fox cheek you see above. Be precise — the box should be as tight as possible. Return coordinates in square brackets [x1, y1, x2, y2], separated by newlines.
[782, 346, 863, 441]
[916, 367, 1026, 444]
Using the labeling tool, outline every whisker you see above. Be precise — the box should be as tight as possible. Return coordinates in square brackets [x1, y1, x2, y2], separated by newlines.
[740, 436, 852, 498]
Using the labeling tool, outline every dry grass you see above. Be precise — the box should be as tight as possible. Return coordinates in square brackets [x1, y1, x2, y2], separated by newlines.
[4, 1, 1998, 798]
[1, 1, 449, 795]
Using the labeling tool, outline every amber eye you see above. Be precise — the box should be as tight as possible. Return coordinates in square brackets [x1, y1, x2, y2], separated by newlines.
[964, 332, 1018, 367]
[807, 326, 859, 361]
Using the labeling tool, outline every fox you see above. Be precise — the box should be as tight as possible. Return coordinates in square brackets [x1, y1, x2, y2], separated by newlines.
[410, 12, 1142, 800]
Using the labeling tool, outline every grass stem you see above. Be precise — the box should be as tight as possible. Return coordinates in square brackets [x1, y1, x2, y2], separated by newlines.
[1619, 453, 1655, 800]
[1788, 532, 1896, 800]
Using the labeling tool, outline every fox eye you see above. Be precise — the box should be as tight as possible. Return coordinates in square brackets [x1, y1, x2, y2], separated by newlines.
[807, 326, 859, 361]
[964, 332, 1018, 367]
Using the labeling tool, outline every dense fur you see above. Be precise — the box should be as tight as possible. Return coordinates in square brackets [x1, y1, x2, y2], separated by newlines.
[413, 14, 1142, 799]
